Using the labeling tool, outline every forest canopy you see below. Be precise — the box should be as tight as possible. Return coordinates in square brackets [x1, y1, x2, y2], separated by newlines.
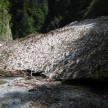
[1, 0, 108, 39]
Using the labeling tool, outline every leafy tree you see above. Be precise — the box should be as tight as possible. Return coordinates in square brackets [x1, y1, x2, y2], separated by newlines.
[9, 0, 48, 38]
[42, 0, 91, 32]
[2, 0, 108, 39]
[83, 0, 108, 18]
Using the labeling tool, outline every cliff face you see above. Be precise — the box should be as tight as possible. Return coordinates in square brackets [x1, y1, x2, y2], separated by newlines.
[0, 17, 108, 81]
[0, 17, 12, 41]
[0, 0, 12, 41]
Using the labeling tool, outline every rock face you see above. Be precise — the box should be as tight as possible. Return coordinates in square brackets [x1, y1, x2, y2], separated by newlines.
[0, 77, 108, 108]
[0, 17, 108, 80]
[0, 9, 12, 41]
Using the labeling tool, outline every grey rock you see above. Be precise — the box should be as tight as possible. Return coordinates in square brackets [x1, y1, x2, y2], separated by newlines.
[0, 16, 108, 80]
[29, 85, 108, 108]
[0, 77, 108, 108]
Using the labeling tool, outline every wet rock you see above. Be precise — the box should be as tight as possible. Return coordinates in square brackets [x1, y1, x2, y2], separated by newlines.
[0, 80, 7, 85]
[0, 77, 108, 108]
[29, 85, 108, 108]
[0, 70, 25, 78]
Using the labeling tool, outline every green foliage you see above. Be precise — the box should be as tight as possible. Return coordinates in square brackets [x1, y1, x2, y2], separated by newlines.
[83, 0, 108, 18]
[42, 0, 91, 32]
[46, 16, 63, 31]
[9, 0, 48, 38]
[1, 0, 108, 39]
[0, 0, 11, 40]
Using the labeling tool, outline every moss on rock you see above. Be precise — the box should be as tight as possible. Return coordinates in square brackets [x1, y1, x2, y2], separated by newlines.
[0, 0, 12, 41]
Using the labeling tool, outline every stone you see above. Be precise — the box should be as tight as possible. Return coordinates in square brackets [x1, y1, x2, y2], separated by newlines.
[28, 84, 108, 108]
[0, 77, 108, 108]
[0, 17, 108, 80]
[0, 70, 25, 78]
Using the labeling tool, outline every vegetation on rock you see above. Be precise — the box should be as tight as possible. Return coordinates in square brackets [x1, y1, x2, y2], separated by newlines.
[0, 0, 12, 40]
[0, 0, 108, 39]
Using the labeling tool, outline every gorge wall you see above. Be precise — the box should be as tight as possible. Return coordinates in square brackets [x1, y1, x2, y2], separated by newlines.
[0, 0, 12, 41]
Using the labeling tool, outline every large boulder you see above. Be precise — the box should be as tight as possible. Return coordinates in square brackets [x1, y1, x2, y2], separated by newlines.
[0, 16, 108, 80]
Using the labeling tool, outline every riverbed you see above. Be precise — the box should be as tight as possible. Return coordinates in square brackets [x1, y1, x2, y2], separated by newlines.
[0, 77, 108, 108]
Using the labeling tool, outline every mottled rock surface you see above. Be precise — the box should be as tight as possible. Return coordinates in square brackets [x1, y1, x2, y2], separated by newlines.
[0, 70, 25, 78]
[0, 17, 108, 80]
[0, 76, 108, 108]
